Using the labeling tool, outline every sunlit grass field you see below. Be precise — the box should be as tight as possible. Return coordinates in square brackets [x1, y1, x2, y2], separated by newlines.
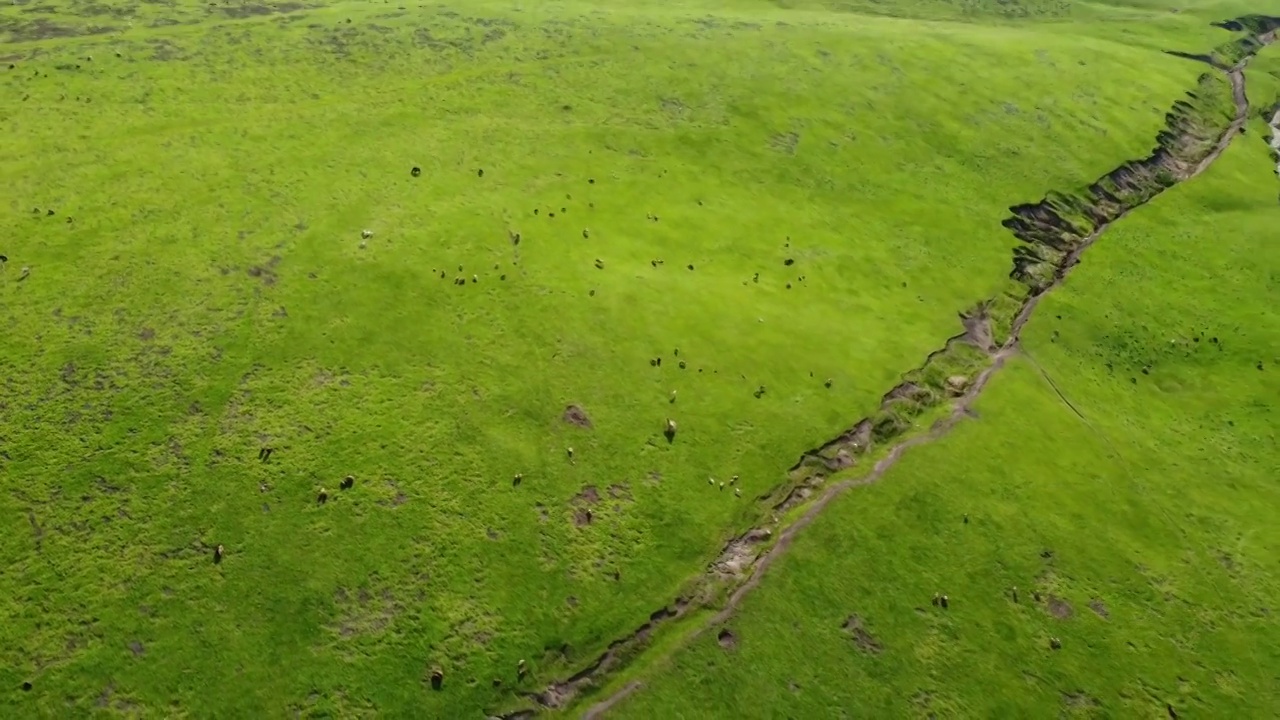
[1, 0, 1275, 716]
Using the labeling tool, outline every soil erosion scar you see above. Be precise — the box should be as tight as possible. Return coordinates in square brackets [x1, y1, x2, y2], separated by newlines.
[1268, 104, 1280, 183]
[496, 19, 1278, 720]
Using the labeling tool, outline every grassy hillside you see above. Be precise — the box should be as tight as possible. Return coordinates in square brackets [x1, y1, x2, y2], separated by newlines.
[607, 97, 1280, 720]
[2, 0, 1274, 717]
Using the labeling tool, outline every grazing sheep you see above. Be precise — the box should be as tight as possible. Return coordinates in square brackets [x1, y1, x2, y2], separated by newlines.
[566, 447, 574, 460]
[734, 488, 741, 497]
[1049, 637, 1061, 650]
[517, 659, 527, 678]
[1011, 586, 1019, 603]
[513, 473, 523, 487]
[594, 258, 604, 269]
[940, 595, 949, 609]
[664, 418, 677, 441]
[430, 667, 444, 689]
[411, 166, 421, 177]
[730, 475, 738, 485]
[258, 447, 274, 462]
[361, 230, 373, 239]
[18, 266, 30, 281]
[317, 488, 329, 504]
[214, 544, 224, 564]
[669, 390, 677, 403]
[340, 475, 355, 490]
[582, 229, 589, 239]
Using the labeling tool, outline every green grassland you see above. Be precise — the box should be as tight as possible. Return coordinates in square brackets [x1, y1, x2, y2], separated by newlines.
[609, 70, 1280, 720]
[1, 0, 1276, 717]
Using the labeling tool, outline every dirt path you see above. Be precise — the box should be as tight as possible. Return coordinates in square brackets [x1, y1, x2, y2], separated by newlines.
[526, 33, 1274, 720]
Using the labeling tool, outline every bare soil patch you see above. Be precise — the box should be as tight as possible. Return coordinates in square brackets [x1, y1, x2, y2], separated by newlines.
[219, 2, 311, 19]
[1047, 595, 1073, 619]
[842, 614, 882, 654]
[769, 132, 799, 154]
[1063, 691, 1100, 710]
[2, 19, 117, 43]
[572, 485, 600, 505]
[570, 486, 598, 527]
[959, 303, 994, 351]
[562, 404, 592, 428]
[712, 528, 771, 578]
[1088, 598, 1109, 619]
[716, 629, 737, 650]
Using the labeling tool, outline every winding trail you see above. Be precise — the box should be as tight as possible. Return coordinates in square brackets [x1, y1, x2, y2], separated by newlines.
[490, 28, 1277, 720]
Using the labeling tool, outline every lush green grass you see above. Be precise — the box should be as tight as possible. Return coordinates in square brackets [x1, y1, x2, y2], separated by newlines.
[609, 104, 1280, 718]
[1, 0, 1271, 716]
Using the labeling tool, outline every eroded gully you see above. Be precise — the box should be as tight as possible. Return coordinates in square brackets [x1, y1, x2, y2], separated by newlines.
[497, 22, 1277, 720]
